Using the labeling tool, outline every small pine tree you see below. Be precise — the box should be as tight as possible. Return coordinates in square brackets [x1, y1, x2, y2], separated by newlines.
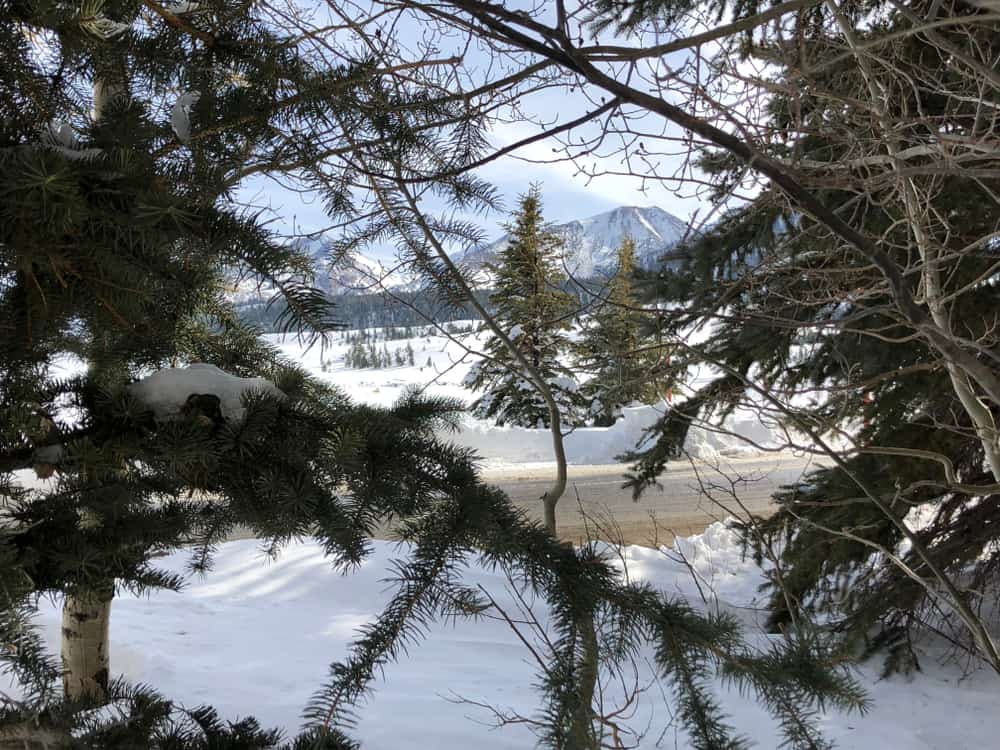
[347, 340, 368, 368]
[465, 186, 582, 428]
[576, 237, 662, 425]
[406, 342, 415, 366]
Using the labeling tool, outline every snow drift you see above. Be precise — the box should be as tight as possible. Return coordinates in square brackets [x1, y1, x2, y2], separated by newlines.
[453, 400, 780, 465]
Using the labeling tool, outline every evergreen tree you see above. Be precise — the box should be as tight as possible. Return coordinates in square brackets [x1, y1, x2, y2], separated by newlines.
[464, 187, 583, 428]
[624, 0, 1000, 671]
[0, 0, 509, 742]
[576, 237, 662, 425]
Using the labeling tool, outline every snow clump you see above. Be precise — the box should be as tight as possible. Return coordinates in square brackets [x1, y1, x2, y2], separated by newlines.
[129, 363, 284, 423]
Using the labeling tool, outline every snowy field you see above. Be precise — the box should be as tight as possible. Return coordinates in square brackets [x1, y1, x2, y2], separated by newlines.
[22, 524, 997, 749]
[14, 325, 999, 747]
[265, 325, 782, 467]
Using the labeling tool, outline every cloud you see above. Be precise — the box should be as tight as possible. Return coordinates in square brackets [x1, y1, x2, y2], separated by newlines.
[480, 120, 703, 224]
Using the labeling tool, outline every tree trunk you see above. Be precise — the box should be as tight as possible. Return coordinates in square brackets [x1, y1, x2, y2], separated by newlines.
[569, 613, 600, 750]
[61, 589, 112, 702]
[541, 408, 567, 537]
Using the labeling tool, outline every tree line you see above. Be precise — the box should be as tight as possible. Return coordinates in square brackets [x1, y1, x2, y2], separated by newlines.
[236, 289, 492, 332]
[342, 340, 416, 370]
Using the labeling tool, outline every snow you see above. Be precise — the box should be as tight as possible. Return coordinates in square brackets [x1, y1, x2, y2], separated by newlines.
[454, 399, 777, 464]
[170, 92, 200, 143]
[463, 205, 690, 278]
[14, 524, 998, 748]
[15, 330, 999, 748]
[164, 1, 201, 12]
[293, 240, 419, 295]
[42, 122, 103, 161]
[267, 328, 782, 468]
[129, 363, 284, 422]
[633, 208, 664, 242]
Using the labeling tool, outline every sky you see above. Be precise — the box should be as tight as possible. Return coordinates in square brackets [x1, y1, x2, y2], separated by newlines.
[233, 0, 728, 262]
[240, 139, 706, 262]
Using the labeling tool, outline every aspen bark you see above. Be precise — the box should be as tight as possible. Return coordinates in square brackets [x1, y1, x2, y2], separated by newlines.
[61, 590, 112, 702]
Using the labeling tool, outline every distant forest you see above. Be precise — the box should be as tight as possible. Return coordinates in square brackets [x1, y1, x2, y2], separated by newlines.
[235, 276, 618, 332]
[237, 288, 495, 331]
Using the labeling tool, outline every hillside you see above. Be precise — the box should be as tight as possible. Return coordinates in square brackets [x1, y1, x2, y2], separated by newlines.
[232, 205, 691, 329]
[288, 205, 691, 295]
[461, 205, 690, 278]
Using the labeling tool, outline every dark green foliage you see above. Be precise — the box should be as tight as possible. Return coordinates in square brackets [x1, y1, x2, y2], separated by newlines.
[302, 463, 869, 749]
[0, 679, 359, 749]
[628, 0, 1000, 670]
[575, 237, 664, 425]
[0, 0, 500, 742]
[341, 329, 419, 369]
[622, 374, 745, 497]
[465, 187, 583, 428]
[586, 0, 757, 36]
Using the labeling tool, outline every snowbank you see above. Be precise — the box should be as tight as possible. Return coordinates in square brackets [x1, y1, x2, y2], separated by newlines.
[15, 523, 998, 749]
[453, 400, 780, 465]
[129, 364, 284, 422]
[264, 331, 790, 466]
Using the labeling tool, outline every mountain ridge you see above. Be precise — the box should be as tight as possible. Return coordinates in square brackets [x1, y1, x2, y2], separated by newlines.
[460, 205, 690, 279]
[233, 205, 692, 304]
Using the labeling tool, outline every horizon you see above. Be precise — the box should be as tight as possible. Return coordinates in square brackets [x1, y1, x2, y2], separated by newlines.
[293, 202, 691, 260]
[238, 158, 709, 263]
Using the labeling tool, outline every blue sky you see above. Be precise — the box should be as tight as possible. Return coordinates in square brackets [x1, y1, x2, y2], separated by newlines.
[240, 146, 705, 261]
[236, 3, 712, 261]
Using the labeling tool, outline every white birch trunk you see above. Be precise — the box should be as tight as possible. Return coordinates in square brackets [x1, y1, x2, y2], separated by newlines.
[61, 590, 112, 702]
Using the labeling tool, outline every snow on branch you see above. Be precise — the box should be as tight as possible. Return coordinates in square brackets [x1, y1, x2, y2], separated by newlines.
[129, 363, 284, 422]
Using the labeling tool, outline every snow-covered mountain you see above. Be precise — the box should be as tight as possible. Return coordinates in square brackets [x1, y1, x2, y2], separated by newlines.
[462, 205, 690, 278]
[292, 238, 416, 295]
[233, 206, 691, 308]
[228, 238, 417, 311]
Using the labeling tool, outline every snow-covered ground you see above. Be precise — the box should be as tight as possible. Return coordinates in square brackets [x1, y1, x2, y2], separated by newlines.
[267, 326, 784, 467]
[38, 322, 790, 469]
[14, 327, 998, 748]
[20, 523, 997, 748]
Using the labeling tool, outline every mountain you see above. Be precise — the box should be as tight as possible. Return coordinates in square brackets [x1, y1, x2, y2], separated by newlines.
[461, 205, 690, 278]
[292, 238, 419, 295]
[232, 205, 691, 310]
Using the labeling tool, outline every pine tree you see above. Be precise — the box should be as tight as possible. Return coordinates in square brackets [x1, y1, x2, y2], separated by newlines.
[623, 0, 1000, 672]
[465, 187, 583, 428]
[575, 237, 662, 425]
[0, 0, 516, 742]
